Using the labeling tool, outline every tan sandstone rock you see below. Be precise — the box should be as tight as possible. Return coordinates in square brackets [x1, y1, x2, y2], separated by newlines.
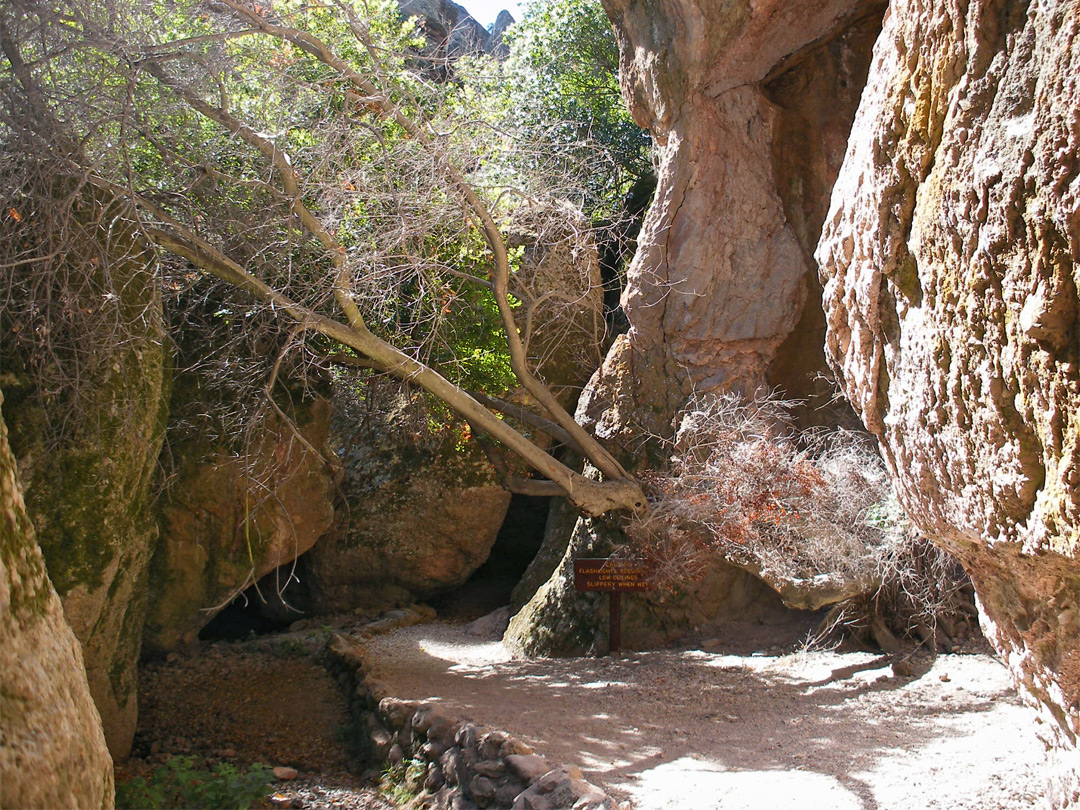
[302, 385, 511, 612]
[0, 389, 115, 809]
[2, 187, 170, 760]
[603, 0, 884, 403]
[817, 0, 1080, 754]
[508, 200, 607, 411]
[143, 398, 337, 653]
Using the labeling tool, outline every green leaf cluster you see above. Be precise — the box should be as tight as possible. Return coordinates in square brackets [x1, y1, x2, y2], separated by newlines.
[116, 756, 273, 810]
[468, 0, 652, 217]
[3, 0, 640, 411]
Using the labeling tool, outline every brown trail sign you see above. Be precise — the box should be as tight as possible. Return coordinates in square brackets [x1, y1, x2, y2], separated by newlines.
[573, 558, 656, 653]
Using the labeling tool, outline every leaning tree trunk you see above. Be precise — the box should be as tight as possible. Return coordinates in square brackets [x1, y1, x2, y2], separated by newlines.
[816, 0, 1080, 769]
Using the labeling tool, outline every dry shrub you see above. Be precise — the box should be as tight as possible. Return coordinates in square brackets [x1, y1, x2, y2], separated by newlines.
[626, 393, 974, 647]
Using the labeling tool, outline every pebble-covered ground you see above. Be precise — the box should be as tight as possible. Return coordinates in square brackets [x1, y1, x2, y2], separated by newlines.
[124, 631, 397, 810]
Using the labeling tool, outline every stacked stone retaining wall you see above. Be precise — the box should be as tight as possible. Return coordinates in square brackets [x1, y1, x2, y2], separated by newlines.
[324, 613, 621, 810]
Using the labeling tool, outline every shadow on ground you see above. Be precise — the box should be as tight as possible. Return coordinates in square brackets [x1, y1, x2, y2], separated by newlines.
[361, 622, 1049, 810]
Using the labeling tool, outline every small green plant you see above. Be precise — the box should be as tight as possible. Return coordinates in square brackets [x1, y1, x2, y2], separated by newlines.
[380, 758, 426, 805]
[269, 637, 310, 659]
[116, 755, 273, 810]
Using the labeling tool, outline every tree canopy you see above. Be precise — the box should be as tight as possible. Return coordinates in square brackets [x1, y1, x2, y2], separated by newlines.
[465, 0, 652, 216]
[0, 0, 647, 516]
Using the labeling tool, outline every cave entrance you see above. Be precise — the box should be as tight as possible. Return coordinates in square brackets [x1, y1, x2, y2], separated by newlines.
[430, 493, 550, 620]
[197, 590, 296, 641]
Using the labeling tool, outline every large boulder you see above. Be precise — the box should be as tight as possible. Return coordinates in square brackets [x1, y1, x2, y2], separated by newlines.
[508, 201, 607, 410]
[816, 0, 1080, 752]
[509, 0, 885, 653]
[0, 389, 115, 810]
[143, 397, 337, 653]
[301, 385, 511, 612]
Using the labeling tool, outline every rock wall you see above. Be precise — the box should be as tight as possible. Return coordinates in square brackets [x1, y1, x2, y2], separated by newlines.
[816, 0, 1080, 752]
[602, 0, 885, 403]
[1, 192, 170, 760]
[302, 385, 511, 613]
[143, 398, 337, 653]
[509, 0, 886, 653]
[0, 389, 115, 810]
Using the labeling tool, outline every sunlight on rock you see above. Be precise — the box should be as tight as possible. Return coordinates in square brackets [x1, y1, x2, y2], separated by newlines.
[628, 758, 863, 810]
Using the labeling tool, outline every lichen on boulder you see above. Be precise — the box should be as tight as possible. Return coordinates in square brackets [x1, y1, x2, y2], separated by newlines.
[1, 186, 170, 760]
[301, 382, 511, 613]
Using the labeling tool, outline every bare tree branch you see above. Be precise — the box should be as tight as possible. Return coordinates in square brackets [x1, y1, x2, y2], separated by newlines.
[212, 0, 635, 485]
[472, 392, 579, 449]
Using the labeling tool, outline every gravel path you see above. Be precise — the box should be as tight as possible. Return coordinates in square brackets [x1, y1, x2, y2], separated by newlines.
[362, 620, 1075, 809]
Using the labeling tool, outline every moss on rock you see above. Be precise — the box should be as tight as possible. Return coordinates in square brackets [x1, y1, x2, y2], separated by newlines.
[1, 388, 116, 810]
[1, 187, 170, 759]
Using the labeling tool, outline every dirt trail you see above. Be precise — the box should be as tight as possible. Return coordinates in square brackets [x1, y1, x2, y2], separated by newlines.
[362, 621, 1072, 809]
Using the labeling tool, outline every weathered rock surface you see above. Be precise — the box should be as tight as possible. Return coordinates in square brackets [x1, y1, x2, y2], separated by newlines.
[0, 389, 114, 810]
[817, 0, 1080, 749]
[604, 0, 884, 401]
[399, 0, 510, 59]
[302, 386, 511, 612]
[508, 201, 607, 410]
[510, 1, 885, 653]
[143, 398, 337, 653]
[1, 192, 169, 759]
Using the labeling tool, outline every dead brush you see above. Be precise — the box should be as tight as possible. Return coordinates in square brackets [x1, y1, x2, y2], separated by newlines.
[625, 392, 975, 650]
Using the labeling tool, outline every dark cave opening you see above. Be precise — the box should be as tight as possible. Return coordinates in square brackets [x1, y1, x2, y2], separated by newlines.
[429, 493, 550, 620]
[197, 493, 551, 638]
[197, 591, 297, 641]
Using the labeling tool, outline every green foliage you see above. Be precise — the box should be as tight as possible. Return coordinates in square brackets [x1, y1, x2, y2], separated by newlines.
[116, 756, 273, 810]
[3, 0, 634, 433]
[475, 0, 652, 216]
[380, 758, 427, 804]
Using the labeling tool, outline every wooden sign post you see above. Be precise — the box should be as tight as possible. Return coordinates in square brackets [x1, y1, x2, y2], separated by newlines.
[573, 558, 654, 654]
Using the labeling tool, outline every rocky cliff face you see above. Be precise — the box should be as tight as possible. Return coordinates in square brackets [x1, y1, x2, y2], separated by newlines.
[508, 201, 607, 410]
[399, 0, 513, 59]
[1, 191, 170, 760]
[0, 390, 115, 810]
[817, 0, 1079, 750]
[509, 0, 886, 653]
[602, 0, 884, 404]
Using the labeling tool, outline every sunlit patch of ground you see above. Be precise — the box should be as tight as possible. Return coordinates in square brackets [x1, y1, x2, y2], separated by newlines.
[362, 621, 1071, 809]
